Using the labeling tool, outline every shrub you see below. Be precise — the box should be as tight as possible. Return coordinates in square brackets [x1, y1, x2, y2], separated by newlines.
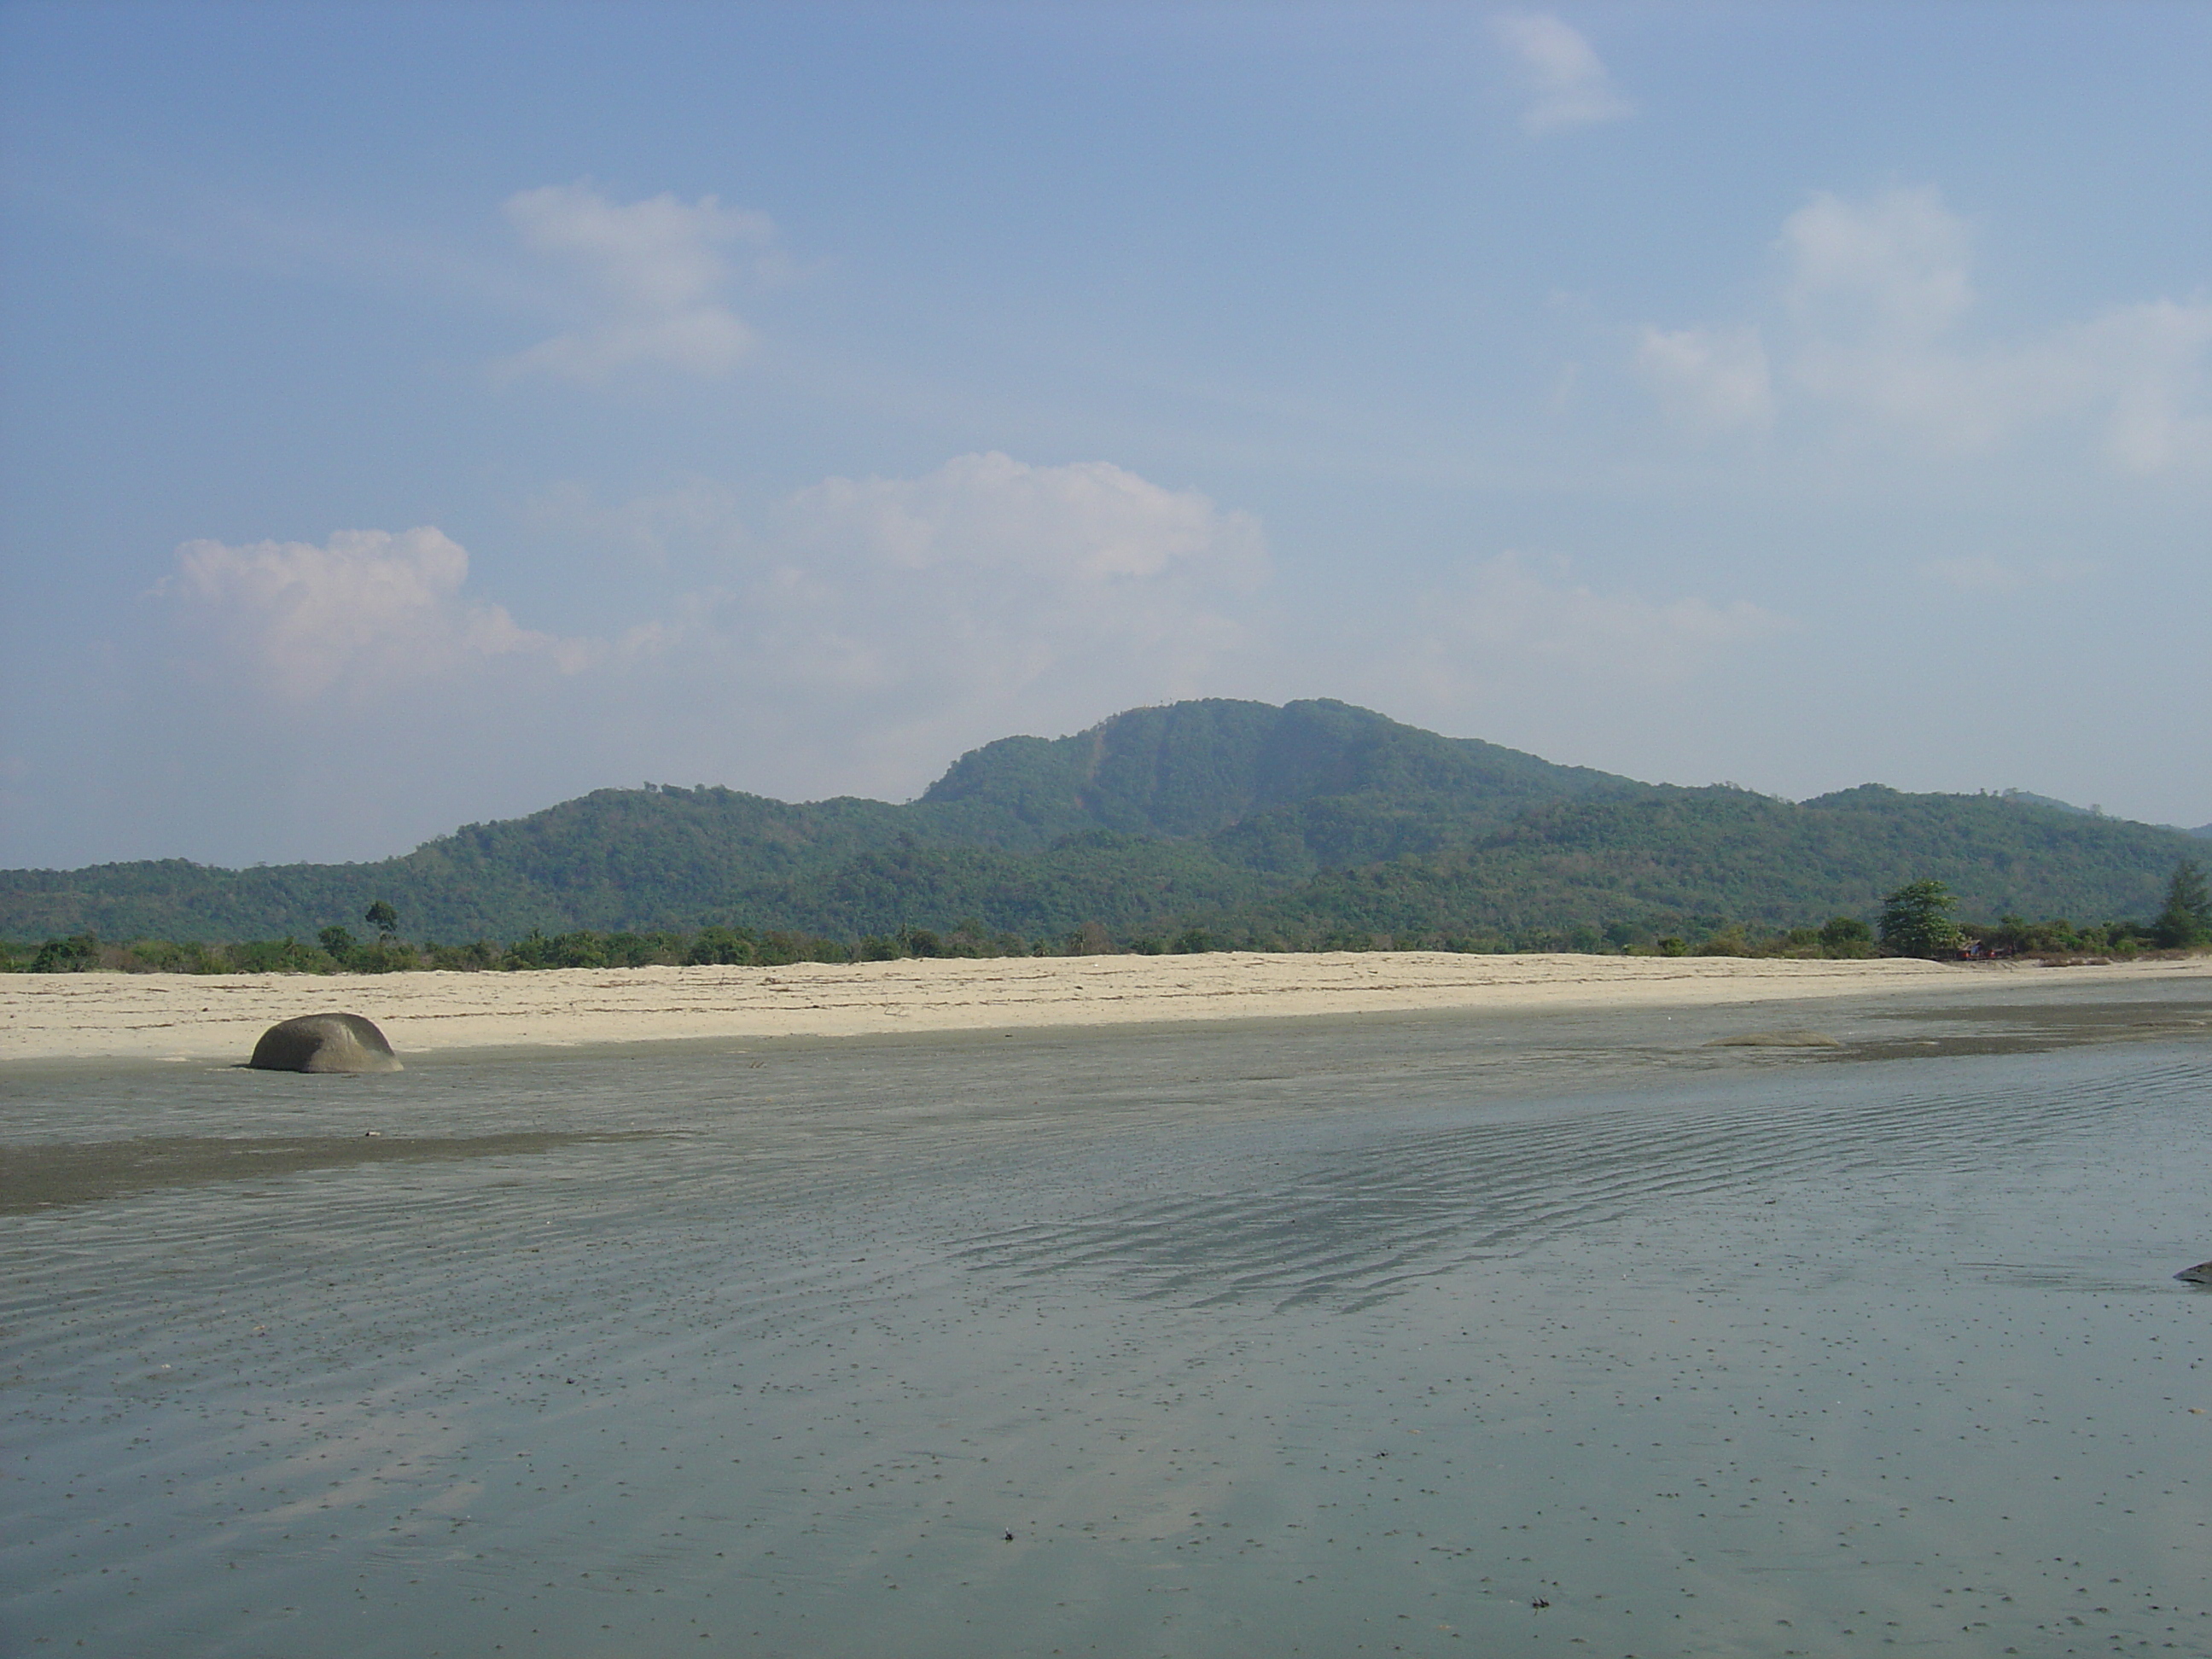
[32, 934, 100, 973]
[226, 936, 331, 974]
[1068, 921, 1117, 955]
[121, 938, 229, 974]
[687, 926, 758, 966]
[351, 938, 424, 974]
[427, 940, 502, 971]
[1819, 916, 1875, 958]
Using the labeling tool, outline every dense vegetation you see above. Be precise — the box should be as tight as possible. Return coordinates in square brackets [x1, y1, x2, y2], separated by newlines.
[4, 698, 2204, 969]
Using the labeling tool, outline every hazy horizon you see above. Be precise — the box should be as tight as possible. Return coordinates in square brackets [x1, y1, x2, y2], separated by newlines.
[4, 3, 2207, 868]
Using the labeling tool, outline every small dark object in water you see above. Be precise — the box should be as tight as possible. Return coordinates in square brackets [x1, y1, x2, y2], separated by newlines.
[1705, 1030, 1842, 1049]
[249, 1013, 403, 1074]
[1003, 1532, 1014, 1542]
[2175, 1261, 2212, 1286]
[1531, 1598, 1551, 1610]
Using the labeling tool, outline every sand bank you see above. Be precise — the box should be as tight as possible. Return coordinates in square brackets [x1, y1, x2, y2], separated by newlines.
[5, 948, 2208, 1065]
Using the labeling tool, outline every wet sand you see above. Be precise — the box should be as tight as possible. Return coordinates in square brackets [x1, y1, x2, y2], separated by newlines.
[5, 971, 2209, 1218]
[5, 974, 2210, 1657]
[4, 949, 2209, 1064]
[0, 1130, 666, 1214]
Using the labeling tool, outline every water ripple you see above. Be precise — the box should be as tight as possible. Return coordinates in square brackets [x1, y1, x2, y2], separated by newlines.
[962, 1055, 2209, 1311]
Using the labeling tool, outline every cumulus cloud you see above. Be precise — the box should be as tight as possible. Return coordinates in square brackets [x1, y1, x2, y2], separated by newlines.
[500, 183, 774, 380]
[1635, 324, 1773, 432]
[156, 527, 596, 701]
[776, 451, 1259, 586]
[1643, 185, 2212, 471]
[2064, 300, 2212, 472]
[645, 452, 1267, 789]
[143, 457, 1267, 844]
[1781, 187, 1976, 339]
[136, 528, 606, 860]
[1491, 14, 1633, 135]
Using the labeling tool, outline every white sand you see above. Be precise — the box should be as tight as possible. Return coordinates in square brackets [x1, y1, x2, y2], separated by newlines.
[5, 949, 2207, 1064]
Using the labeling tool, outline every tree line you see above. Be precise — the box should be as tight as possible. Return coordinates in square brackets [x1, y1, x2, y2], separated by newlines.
[9, 863, 2205, 975]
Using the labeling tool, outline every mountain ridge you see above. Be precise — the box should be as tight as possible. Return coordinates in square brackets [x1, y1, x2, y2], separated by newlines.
[2, 699, 2201, 947]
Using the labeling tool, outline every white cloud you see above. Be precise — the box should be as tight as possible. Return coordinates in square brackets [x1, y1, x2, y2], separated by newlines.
[500, 183, 774, 381]
[2068, 299, 2212, 472]
[1635, 324, 1773, 432]
[1643, 185, 2212, 471]
[136, 528, 607, 860]
[1781, 187, 1975, 339]
[156, 527, 596, 701]
[775, 451, 1258, 584]
[1491, 14, 1633, 135]
[146, 457, 1267, 827]
[657, 452, 1268, 789]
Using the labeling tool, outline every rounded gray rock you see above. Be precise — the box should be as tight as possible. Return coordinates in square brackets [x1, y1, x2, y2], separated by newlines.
[248, 1013, 404, 1074]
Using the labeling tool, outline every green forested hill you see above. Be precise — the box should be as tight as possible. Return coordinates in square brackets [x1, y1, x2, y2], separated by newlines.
[0, 700, 1625, 941]
[1, 698, 2200, 948]
[1219, 784, 2202, 947]
[912, 696, 1630, 856]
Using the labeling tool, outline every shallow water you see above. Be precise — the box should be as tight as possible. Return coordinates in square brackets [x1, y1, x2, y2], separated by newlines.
[4, 1009, 2210, 1658]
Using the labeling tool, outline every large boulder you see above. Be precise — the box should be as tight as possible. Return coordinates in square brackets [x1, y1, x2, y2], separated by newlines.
[249, 1013, 404, 1074]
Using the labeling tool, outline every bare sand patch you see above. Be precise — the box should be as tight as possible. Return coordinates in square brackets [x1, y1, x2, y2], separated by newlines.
[5, 949, 2207, 1064]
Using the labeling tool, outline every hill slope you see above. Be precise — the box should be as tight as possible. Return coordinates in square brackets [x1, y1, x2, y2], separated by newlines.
[1, 700, 2200, 947]
[0, 700, 1622, 941]
[1227, 784, 2201, 947]
[913, 696, 1629, 859]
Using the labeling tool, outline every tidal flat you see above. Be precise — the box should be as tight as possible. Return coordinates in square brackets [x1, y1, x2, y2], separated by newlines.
[4, 982, 2209, 1657]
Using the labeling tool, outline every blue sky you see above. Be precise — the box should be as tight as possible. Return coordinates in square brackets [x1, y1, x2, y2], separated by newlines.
[3, 1, 2207, 866]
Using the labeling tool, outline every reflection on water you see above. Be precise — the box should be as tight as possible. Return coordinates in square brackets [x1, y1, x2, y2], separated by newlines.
[4, 1019, 2210, 1658]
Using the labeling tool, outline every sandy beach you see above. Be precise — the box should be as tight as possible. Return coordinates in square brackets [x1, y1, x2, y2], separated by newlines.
[3, 947, 2208, 1064]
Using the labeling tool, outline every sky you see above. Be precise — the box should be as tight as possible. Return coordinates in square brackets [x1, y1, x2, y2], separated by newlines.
[2, 0, 2207, 869]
